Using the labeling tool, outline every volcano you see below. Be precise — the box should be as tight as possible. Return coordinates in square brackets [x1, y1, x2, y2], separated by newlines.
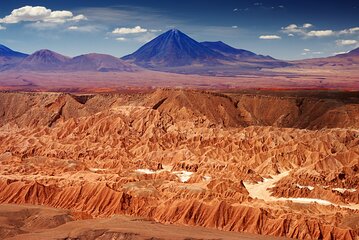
[67, 53, 139, 72]
[16, 49, 70, 71]
[122, 29, 290, 73]
[122, 29, 227, 67]
[10, 51, 139, 72]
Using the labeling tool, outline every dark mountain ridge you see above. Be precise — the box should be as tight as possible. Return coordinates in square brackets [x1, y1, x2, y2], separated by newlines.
[0, 44, 28, 58]
[201, 41, 261, 58]
[122, 29, 228, 67]
[1, 49, 138, 72]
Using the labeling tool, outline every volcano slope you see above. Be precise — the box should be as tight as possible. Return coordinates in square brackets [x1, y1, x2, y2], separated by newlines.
[0, 89, 359, 240]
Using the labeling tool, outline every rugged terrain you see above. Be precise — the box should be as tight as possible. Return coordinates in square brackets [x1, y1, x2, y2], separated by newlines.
[0, 89, 358, 239]
[0, 204, 286, 240]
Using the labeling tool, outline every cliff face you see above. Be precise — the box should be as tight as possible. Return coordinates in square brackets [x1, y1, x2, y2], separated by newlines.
[0, 90, 358, 239]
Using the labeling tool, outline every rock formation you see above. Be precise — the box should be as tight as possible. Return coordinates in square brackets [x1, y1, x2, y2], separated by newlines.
[0, 89, 358, 239]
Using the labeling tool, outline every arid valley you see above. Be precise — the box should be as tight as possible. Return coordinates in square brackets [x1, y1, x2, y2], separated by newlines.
[0, 89, 359, 239]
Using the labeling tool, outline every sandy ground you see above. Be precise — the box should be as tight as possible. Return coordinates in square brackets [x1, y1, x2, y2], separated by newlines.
[0, 67, 358, 92]
[244, 172, 359, 210]
[244, 172, 290, 201]
[0, 204, 286, 240]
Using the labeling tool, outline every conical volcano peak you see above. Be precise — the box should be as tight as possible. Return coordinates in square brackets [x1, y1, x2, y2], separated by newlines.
[32, 49, 63, 57]
[170, 28, 179, 33]
[15, 49, 70, 71]
[161, 28, 189, 41]
[122, 28, 225, 67]
[167, 28, 184, 34]
[27, 49, 70, 63]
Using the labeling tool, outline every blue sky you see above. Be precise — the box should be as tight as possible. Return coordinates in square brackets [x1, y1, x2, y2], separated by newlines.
[0, 0, 358, 60]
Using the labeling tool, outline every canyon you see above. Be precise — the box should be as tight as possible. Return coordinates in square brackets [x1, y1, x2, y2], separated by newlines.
[0, 89, 358, 239]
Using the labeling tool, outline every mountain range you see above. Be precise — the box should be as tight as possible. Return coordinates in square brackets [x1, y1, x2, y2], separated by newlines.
[292, 47, 359, 68]
[122, 29, 227, 67]
[0, 48, 138, 72]
[1, 29, 358, 74]
[122, 29, 289, 73]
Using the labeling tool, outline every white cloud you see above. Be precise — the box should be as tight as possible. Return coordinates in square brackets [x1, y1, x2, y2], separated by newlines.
[112, 26, 147, 34]
[149, 29, 162, 33]
[282, 23, 314, 36]
[282, 24, 303, 34]
[70, 15, 87, 22]
[336, 39, 358, 46]
[339, 27, 359, 34]
[302, 23, 313, 28]
[231, 7, 249, 11]
[0, 6, 86, 26]
[0, 6, 50, 23]
[306, 30, 334, 37]
[282, 24, 359, 38]
[0, 25, 5, 30]
[302, 49, 323, 55]
[284, 24, 298, 30]
[232, 25, 238, 29]
[66, 25, 103, 32]
[303, 23, 313, 28]
[259, 35, 281, 40]
[67, 26, 78, 30]
[116, 37, 126, 41]
[44, 10, 74, 23]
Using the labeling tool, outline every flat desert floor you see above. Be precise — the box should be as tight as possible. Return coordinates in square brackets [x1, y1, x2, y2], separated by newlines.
[0, 66, 358, 92]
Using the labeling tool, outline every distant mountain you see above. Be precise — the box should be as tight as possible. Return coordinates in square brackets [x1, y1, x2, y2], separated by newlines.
[67, 53, 138, 72]
[15, 49, 70, 71]
[201, 41, 259, 58]
[0, 44, 28, 58]
[0, 44, 28, 70]
[292, 47, 359, 69]
[201, 41, 290, 68]
[122, 29, 290, 75]
[122, 29, 227, 67]
[337, 47, 359, 57]
[6, 50, 139, 72]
